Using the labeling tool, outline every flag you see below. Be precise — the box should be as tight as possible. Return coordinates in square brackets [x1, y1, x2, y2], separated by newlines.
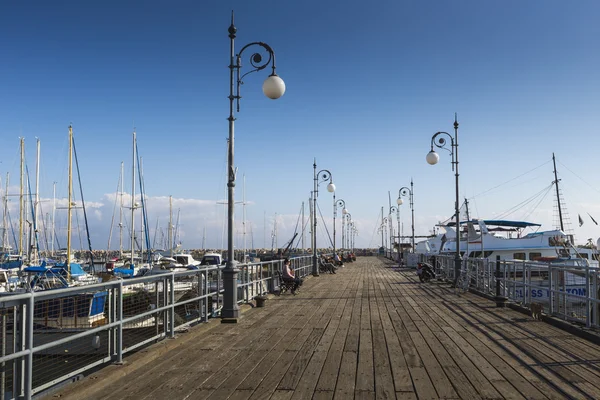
[579, 214, 584, 227]
[589, 213, 599, 226]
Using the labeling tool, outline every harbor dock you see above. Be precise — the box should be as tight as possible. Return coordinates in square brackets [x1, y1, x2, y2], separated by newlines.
[44, 257, 600, 400]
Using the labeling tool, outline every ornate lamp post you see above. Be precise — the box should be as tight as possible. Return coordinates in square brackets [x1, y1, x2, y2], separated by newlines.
[397, 179, 415, 252]
[333, 198, 347, 256]
[426, 115, 460, 284]
[390, 205, 399, 260]
[313, 161, 335, 276]
[223, 13, 286, 321]
[382, 217, 389, 256]
[345, 213, 352, 250]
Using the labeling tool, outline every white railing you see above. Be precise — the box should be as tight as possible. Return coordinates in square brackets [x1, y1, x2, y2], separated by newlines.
[0, 255, 312, 399]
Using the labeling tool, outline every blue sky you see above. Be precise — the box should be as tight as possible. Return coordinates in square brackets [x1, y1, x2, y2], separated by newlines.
[1, 0, 599, 253]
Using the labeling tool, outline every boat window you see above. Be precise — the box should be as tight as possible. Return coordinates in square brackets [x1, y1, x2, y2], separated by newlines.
[469, 251, 494, 258]
[77, 295, 93, 317]
[513, 252, 526, 260]
[63, 297, 75, 318]
[529, 252, 542, 260]
[579, 253, 589, 259]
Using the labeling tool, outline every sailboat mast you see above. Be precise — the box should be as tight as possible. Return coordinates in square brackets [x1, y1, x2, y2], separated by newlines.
[301, 201, 305, 252]
[139, 156, 144, 260]
[19, 138, 24, 258]
[552, 153, 565, 232]
[2, 173, 9, 251]
[52, 181, 56, 255]
[119, 161, 124, 259]
[242, 174, 246, 262]
[131, 130, 136, 259]
[67, 125, 73, 275]
[175, 209, 180, 248]
[34, 138, 40, 262]
[168, 195, 173, 257]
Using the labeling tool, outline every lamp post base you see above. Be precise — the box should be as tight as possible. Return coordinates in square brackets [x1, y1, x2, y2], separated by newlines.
[221, 265, 240, 322]
[494, 296, 508, 308]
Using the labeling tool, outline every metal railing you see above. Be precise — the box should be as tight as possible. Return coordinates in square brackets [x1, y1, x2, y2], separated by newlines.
[430, 255, 600, 329]
[0, 255, 312, 399]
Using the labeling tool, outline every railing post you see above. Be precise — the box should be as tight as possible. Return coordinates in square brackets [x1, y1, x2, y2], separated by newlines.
[495, 256, 507, 307]
[116, 280, 123, 364]
[594, 272, 599, 327]
[522, 260, 527, 305]
[169, 274, 175, 338]
[549, 264, 554, 315]
[586, 262, 591, 328]
[24, 294, 34, 400]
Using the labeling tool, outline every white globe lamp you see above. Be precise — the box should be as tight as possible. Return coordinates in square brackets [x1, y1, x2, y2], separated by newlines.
[263, 74, 286, 99]
[426, 150, 439, 165]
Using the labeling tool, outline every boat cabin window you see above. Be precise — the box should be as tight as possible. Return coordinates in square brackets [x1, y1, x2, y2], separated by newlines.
[529, 252, 542, 261]
[513, 252, 526, 260]
[549, 236, 566, 247]
[578, 253, 589, 259]
[174, 256, 187, 264]
[468, 251, 494, 258]
[201, 255, 222, 265]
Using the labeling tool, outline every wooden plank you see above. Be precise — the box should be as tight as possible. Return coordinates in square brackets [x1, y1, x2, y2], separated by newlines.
[289, 292, 348, 399]
[407, 366, 438, 400]
[226, 389, 254, 400]
[277, 328, 324, 390]
[355, 328, 374, 392]
[311, 390, 334, 400]
[377, 280, 413, 393]
[333, 351, 357, 399]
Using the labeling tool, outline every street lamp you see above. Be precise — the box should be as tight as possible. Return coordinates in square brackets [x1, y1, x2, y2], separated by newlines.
[426, 114, 460, 284]
[351, 222, 357, 251]
[313, 161, 335, 276]
[382, 217, 389, 256]
[345, 213, 352, 250]
[334, 198, 347, 256]
[390, 205, 400, 261]
[397, 179, 415, 253]
[223, 12, 286, 322]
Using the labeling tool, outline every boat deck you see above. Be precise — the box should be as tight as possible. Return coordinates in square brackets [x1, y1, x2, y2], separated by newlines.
[45, 257, 600, 399]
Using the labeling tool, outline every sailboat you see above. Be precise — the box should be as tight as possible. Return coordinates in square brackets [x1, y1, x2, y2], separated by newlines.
[21, 125, 107, 328]
[113, 129, 148, 277]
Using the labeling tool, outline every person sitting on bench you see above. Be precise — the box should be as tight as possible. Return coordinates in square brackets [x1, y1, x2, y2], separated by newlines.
[334, 252, 344, 267]
[282, 258, 302, 294]
[320, 256, 337, 274]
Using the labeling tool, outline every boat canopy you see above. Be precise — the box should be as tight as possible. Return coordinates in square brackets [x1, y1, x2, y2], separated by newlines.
[481, 220, 541, 228]
[447, 220, 541, 228]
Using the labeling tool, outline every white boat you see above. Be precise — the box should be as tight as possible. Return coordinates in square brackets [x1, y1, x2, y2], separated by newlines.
[416, 219, 597, 264]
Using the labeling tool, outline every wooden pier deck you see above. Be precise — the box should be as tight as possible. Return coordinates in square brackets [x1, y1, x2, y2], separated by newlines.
[46, 257, 600, 399]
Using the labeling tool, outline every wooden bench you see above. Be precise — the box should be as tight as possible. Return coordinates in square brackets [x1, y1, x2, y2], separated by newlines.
[276, 270, 296, 295]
